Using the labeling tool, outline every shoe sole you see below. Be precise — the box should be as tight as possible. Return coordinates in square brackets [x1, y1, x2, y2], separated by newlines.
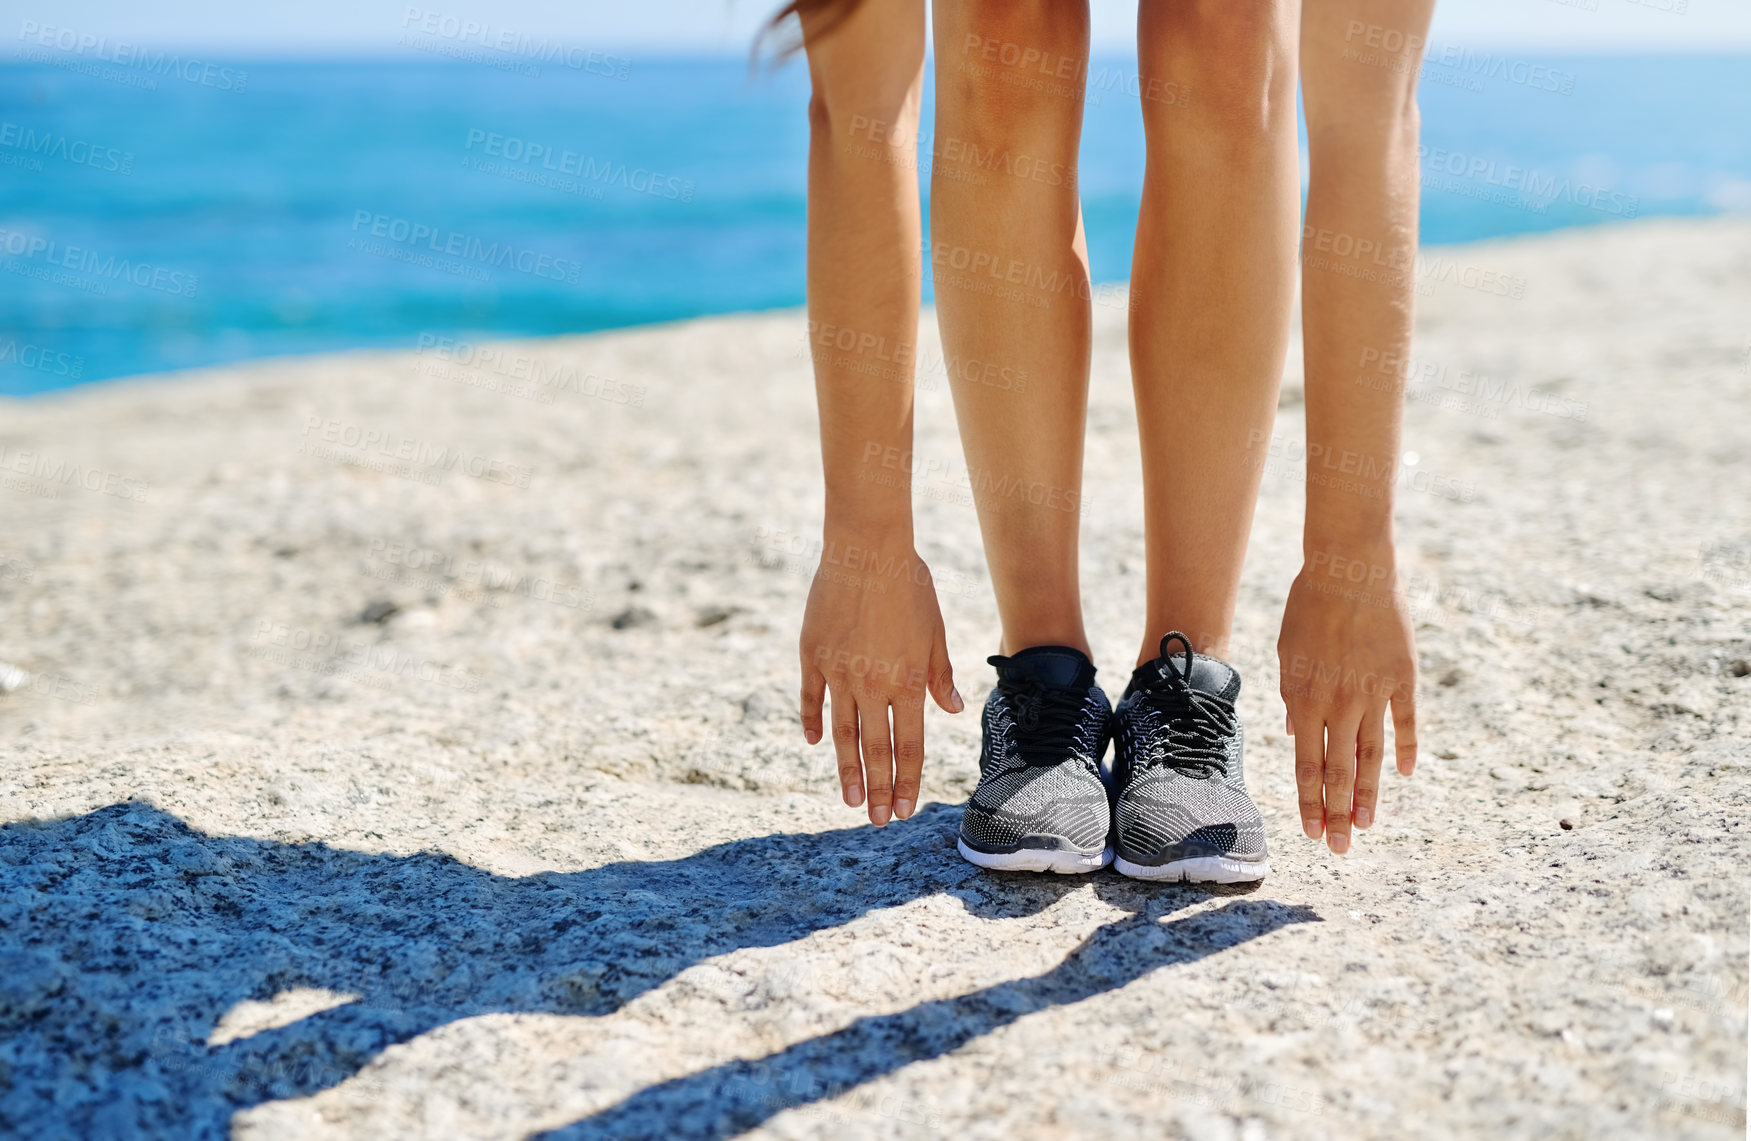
[1113, 853, 1270, 884]
[957, 838, 1112, 874]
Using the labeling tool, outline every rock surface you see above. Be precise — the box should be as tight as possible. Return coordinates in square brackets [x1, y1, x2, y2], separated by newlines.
[0, 218, 1747, 1139]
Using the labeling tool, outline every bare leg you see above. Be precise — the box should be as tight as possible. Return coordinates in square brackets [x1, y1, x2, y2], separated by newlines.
[1129, 0, 1303, 664]
[929, 1, 1093, 657]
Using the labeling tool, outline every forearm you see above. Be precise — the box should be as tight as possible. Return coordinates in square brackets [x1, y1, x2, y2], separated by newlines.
[1299, 138, 1416, 554]
[1298, 0, 1434, 559]
[809, 130, 920, 537]
[803, 14, 926, 540]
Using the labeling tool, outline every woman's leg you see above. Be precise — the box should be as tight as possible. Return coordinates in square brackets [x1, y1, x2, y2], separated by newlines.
[929, 0, 1093, 657]
[1129, 1, 1303, 664]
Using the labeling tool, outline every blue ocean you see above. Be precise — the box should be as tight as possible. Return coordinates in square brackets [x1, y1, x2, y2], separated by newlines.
[1, 50, 1747, 394]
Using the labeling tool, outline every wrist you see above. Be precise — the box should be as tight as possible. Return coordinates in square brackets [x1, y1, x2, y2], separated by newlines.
[1303, 498, 1396, 559]
[1296, 531, 1404, 613]
[1302, 529, 1398, 590]
[823, 495, 914, 547]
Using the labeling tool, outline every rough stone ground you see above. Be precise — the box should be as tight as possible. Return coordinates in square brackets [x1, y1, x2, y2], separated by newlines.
[1, 217, 1747, 1139]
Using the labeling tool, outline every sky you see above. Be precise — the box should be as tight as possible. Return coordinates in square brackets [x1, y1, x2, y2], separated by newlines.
[5, 0, 1751, 56]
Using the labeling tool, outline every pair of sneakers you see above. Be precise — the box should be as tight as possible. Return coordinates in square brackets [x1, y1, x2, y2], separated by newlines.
[957, 632, 1270, 884]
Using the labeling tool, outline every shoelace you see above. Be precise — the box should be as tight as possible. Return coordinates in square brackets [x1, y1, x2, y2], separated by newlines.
[987, 654, 1095, 769]
[1132, 631, 1234, 777]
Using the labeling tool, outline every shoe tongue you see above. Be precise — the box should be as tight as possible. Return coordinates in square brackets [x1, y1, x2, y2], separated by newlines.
[1133, 652, 1240, 701]
[999, 645, 1096, 689]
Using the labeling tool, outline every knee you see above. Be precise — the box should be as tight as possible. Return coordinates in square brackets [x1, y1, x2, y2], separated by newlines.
[1142, 0, 1298, 141]
[936, 1, 1088, 137]
[938, 12, 1085, 187]
[950, 0, 1085, 77]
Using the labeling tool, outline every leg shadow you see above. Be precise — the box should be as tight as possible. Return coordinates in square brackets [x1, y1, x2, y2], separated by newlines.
[542, 898, 1319, 1139]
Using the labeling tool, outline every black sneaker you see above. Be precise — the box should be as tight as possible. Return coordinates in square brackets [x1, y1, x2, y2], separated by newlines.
[1111, 632, 1269, 883]
[957, 646, 1114, 874]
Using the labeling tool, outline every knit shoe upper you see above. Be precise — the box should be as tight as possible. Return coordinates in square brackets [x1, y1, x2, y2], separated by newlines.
[1112, 633, 1267, 867]
[959, 646, 1113, 856]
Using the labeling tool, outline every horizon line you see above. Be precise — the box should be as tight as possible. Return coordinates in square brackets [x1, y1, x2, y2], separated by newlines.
[5, 45, 1751, 63]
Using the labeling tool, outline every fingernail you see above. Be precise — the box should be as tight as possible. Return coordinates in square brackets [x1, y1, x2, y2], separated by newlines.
[805, 729, 820, 744]
[1330, 833, 1350, 854]
[872, 804, 891, 827]
[845, 784, 863, 808]
[950, 687, 964, 713]
[1303, 818, 1322, 840]
[1355, 807, 1372, 829]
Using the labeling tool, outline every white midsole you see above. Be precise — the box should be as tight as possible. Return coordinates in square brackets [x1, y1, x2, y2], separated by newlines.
[957, 838, 1112, 874]
[1113, 853, 1269, 884]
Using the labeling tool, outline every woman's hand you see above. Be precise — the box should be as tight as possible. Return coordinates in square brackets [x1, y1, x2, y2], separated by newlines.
[1276, 543, 1418, 853]
[799, 533, 962, 826]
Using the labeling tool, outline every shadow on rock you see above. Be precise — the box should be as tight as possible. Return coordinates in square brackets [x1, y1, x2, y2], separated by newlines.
[542, 897, 1318, 1139]
[0, 801, 1310, 1138]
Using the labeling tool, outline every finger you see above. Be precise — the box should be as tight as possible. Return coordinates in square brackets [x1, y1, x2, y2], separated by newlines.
[1353, 705, 1386, 831]
[927, 630, 963, 714]
[891, 694, 925, 820]
[800, 663, 826, 745]
[1292, 714, 1324, 840]
[829, 683, 862, 808]
[860, 700, 896, 827]
[1391, 685, 1418, 776]
[1323, 711, 1361, 854]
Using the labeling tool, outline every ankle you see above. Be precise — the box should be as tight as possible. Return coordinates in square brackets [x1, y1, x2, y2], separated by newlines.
[1136, 629, 1231, 667]
[1000, 633, 1092, 660]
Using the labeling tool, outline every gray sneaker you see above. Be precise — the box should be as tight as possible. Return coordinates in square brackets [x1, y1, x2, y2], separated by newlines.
[1112, 632, 1270, 884]
[957, 646, 1113, 874]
